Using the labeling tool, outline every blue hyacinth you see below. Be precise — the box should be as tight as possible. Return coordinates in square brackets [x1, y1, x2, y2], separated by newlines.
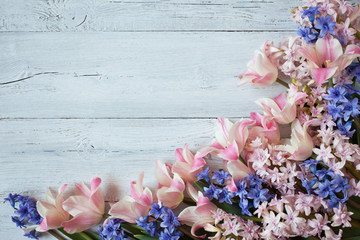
[136, 203, 182, 239]
[314, 16, 336, 38]
[301, 6, 320, 22]
[196, 166, 211, 183]
[4, 193, 42, 240]
[98, 218, 129, 240]
[301, 159, 351, 209]
[297, 26, 319, 43]
[325, 85, 360, 137]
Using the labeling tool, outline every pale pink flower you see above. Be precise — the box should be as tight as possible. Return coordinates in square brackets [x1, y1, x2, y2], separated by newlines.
[197, 117, 254, 160]
[178, 190, 217, 238]
[308, 214, 330, 238]
[109, 173, 153, 223]
[221, 218, 242, 236]
[313, 144, 335, 163]
[238, 42, 279, 86]
[172, 144, 206, 182]
[324, 229, 343, 240]
[61, 178, 104, 234]
[36, 184, 69, 232]
[254, 201, 268, 218]
[204, 225, 223, 240]
[155, 160, 185, 209]
[331, 204, 353, 227]
[282, 205, 306, 234]
[337, 18, 357, 44]
[239, 220, 260, 240]
[294, 193, 314, 216]
[262, 211, 282, 237]
[256, 90, 306, 124]
[249, 112, 280, 144]
[298, 35, 360, 85]
[279, 119, 314, 161]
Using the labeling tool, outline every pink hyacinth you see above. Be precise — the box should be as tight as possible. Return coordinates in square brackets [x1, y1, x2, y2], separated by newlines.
[61, 178, 104, 234]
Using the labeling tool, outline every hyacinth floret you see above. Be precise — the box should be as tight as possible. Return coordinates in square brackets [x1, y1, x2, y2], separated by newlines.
[98, 219, 129, 240]
[196, 166, 211, 183]
[136, 203, 182, 239]
[314, 16, 336, 38]
[301, 160, 351, 209]
[4, 193, 42, 239]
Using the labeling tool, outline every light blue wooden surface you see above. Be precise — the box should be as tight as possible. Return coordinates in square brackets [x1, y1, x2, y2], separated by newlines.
[0, 0, 303, 238]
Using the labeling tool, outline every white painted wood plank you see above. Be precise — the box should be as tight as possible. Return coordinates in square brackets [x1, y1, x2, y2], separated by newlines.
[0, 0, 301, 32]
[0, 119, 290, 238]
[0, 32, 288, 118]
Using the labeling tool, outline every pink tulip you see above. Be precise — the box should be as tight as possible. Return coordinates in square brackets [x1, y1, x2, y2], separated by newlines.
[299, 36, 360, 85]
[61, 178, 104, 234]
[249, 112, 280, 144]
[196, 118, 254, 181]
[155, 160, 185, 209]
[197, 117, 255, 160]
[239, 42, 279, 86]
[36, 184, 69, 232]
[178, 184, 217, 238]
[172, 144, 206, 182]
[109, 173, 153, 223]
[280, 119, 314, 161]
[256, 90, 306, 124]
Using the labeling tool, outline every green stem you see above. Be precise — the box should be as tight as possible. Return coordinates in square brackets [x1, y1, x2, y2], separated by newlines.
[352, 219, 360, 228]
[276, 78, 289, 88]
[354, 118, 360, 131]
[239, 155, 247, 166]
[355, 29, 360, 41]
[183, 197, 196, 206]
[345, 162, 360, 181]
[48, 230, 67, 240]
[58, 228, 94, 240]
[328, 78, 333, 87]
[348, 199, 360, 211]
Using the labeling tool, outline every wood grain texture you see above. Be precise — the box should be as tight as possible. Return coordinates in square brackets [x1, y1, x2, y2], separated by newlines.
[0, 31, 289, 118]
[0, 0, 300, 32]
[0, 118, 215, 238]
[0, 0, 305, 238]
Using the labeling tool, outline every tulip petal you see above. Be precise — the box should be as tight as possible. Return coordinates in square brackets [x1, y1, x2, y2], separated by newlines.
[62, 212, 102, 234]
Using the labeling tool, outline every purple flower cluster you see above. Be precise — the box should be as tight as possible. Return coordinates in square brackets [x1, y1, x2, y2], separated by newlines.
[4, 193, 42, 239]
[297, 6, 336, 43]
[234, 174, 273, 216]
[325, 85, 360, 137]
[98, 219, 129, 240]
[136, 203, 182, 240]
[301, 159, 351, 209]
[201, 169, 272, 217]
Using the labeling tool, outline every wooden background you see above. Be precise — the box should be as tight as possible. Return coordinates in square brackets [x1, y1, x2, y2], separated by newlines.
[0, 0, 302, 238]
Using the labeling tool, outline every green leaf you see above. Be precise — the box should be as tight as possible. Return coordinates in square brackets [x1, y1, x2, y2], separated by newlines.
[341, 227, 360, 239]
[133, 235, 159, 240]
[83, 231, 102, 240]
[57, 228, 95, 240]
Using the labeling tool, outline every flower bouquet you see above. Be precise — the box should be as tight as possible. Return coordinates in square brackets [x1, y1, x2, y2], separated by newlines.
[5, 0, 360, 239]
